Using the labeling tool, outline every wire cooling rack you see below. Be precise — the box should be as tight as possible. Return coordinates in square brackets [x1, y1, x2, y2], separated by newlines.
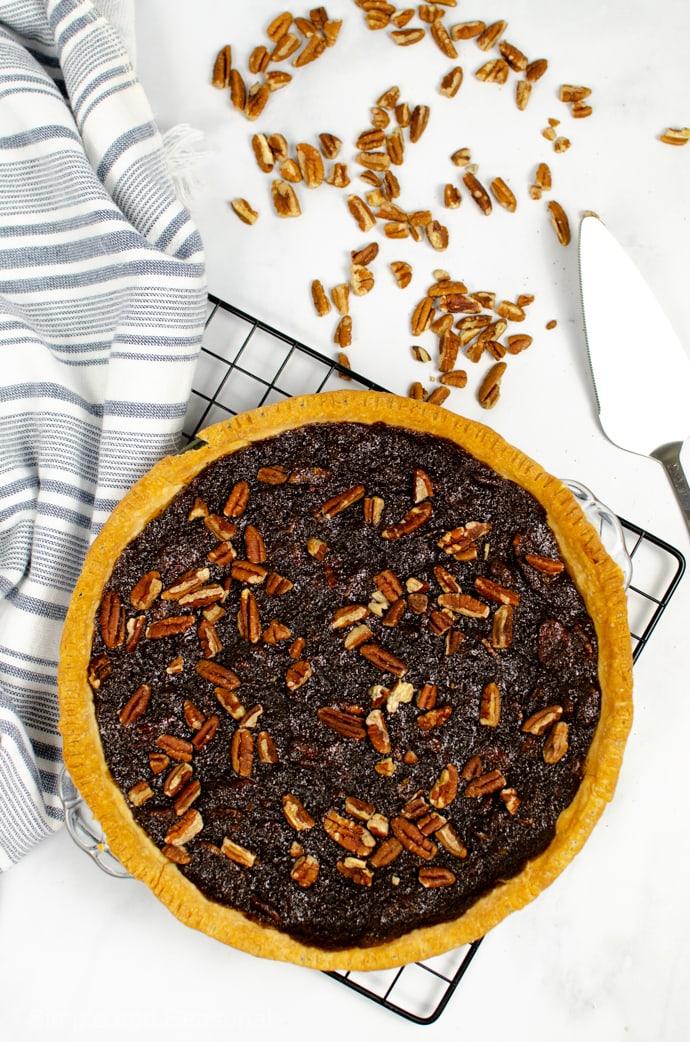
[186, 294, 686, 1022]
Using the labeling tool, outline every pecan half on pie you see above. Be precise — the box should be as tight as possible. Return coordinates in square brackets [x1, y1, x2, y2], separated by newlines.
[58, 392, 633, 970]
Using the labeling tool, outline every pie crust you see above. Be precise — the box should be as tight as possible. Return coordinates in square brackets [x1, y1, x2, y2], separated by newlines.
[58, 391, 633, 970]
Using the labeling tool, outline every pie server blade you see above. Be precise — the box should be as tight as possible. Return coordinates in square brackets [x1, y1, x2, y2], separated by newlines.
[578, 212, 690, 532]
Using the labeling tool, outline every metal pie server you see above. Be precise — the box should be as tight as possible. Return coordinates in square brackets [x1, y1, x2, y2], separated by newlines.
[578, 213, 690, 533]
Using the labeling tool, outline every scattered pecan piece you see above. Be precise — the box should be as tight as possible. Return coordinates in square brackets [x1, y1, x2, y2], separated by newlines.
[288, 637, 306, 660]
[465, 769, 507, 797]
[192, 714, 219, 750]
[307, 536, 328, 560]
[296, 142, 324, 187]
[174, 779, 201, 816]
[178, 583, 225, 609]
[500, 788, 521, 815]
[331, 604, 369, 629]
[438, 521, 491, 558]
[436, 822, 468, 858]
[163, 761, 192, 797]
[343, 623, 373, 650]
[380, 500, 432, 540]
[211, 44, 232, 89]
[440, 66, 463, 97]
[291, 854, 319, 887]
[359, 643, 408, 678]
[417, 705, 453, 730]
[224, 480, 250, 517]
[196, 659, 240, 690]
[157, 734, 194, 763]
[321, 484, 366, 517]
[401, 791, 429, 820]
[429, 609, 454, 634]
[272, 178, 302, 218]
[125, 615, 146, 652]
[660, 126, 690, 146]
[492, 604, 513, 649]
[374, 756, 397, 776]
[391, 816, 437, 860]
[419, 866, 456, 888]
[149, 752, 169, 775]
[430, 764, 459, 809]
[416, 682, 438, 710]
[129, 571, 162, 610]
[547, 200, 571, 246]
[461, 755, 483, 781]
[526, 57, 548, 81]
[286, 659, 312, 691]
[347, 194, 376, 232]
[418, 811, 447, 836]
[237, 588, 261, 643]
[257, 730, 278, 763]
[198, 618, 222, 659]
[345, 796, 376, 821]
[162, 843, 191, 865]
[374, 568, 403, 601]
[438, 592, 490, 618]
[231, 727, 254, 777]
[165, 808, 203, 847]
[229, 199, 259, 226]
[524, 553, 565, 575]
[262, 618, 292, 644]
[370, 837, 403, 869]
[204, 515, 237, 541]
[522, 704, 564, 735]
[231, 560, 268, 585]
[434, 565, 460, 593]
[128, 780, 153, 807]
[366, 709, 391, 753]
[118, 684, 151, 726]
[207, 541, 236, 566]
[364, 811, 388, 839]
[385, 680, 414, 713]
[382, 597, 405, 627]
[183, 699, 205, 731]
[99, 591, 124, 649]
[463, 171, 492, 215]
[413, 468, 433, 502]
[221, 836, 256, 868]
[477, 361, 507, 409]
[337, 857, 374, 886]
[282, 793, 316, 831]
[409, 103, 430, 143]
[257, 465, 289, 485]
[317, 706, 367, 740]
[543, 721, 569, 764]
[479, 682, 501, 727]
[363, 495, 385, 525]
[324, 809, 376, 857]
[162, 568, 210, 601]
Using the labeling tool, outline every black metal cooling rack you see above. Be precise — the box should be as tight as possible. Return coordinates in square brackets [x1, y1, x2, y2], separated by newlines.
[185, 293, 686, 1024]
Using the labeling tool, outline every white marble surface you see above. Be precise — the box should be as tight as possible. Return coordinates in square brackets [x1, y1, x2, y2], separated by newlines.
[2, 2, 689, 1038]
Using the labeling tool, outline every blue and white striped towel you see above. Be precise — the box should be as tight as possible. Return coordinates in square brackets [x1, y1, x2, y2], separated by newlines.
[0, 0, 208, 869]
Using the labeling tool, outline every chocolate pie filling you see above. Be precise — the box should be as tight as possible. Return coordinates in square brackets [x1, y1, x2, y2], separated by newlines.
[90, 422, 601, 950]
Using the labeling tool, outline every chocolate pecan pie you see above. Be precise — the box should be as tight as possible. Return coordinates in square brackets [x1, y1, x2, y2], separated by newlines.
[58, 391, 633, 970]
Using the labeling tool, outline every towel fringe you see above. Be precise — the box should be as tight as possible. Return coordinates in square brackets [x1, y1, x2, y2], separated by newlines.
[161, 123, 209, 208]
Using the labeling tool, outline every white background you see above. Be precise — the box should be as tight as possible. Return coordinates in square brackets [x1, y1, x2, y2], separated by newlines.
[2, 2, 689, 1039]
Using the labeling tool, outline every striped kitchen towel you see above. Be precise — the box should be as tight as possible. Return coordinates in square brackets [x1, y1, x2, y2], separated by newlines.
[0, 0, 207, 869]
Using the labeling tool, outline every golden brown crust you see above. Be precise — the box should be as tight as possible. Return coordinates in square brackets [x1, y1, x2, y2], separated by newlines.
[58, 391, 633, 970]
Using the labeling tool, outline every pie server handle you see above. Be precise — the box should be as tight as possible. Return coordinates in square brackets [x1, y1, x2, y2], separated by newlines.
[651, 440, 690, 535]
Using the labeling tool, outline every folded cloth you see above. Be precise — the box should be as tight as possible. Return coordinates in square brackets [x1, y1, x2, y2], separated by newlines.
[0, 0, 207, 869]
